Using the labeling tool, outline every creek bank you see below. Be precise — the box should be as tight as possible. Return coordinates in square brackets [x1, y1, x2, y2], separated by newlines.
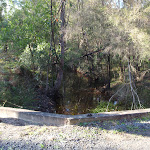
[1, 53, 150, 115]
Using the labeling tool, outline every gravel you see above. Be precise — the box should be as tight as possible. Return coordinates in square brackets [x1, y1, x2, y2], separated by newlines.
[0, 116, 150, 150]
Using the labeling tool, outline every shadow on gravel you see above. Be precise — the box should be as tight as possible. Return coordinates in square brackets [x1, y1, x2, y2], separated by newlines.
[78, 117, 150, 137]
[1, 114, 150, 138]
[0, 140, 57, 150]
[0, 118, 42, 126]
[0, 139, 118, 150]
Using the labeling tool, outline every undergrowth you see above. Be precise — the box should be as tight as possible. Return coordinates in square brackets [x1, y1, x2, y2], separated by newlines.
[0, 52, 37, 110]
[91, 101, 125, 113]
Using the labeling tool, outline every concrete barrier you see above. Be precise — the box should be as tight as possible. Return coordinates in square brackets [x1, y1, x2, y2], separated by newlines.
[0, 107, 150, 126]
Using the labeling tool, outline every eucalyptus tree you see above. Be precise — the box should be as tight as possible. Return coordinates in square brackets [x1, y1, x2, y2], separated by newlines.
[0, 0, 7, 50]
[0, 0, 6, 22]
[109, 0, 150, 74]
[66, 0, 121, 87]
[16, 0, 67, 92]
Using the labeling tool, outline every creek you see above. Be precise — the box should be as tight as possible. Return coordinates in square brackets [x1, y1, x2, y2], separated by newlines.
[55, 71, 110, 115]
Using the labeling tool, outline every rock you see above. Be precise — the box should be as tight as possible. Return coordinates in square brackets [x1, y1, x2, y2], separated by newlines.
[87, 113, 93, 117]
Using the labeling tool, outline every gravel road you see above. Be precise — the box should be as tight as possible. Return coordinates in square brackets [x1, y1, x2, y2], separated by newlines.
[0, 115, 150, 150]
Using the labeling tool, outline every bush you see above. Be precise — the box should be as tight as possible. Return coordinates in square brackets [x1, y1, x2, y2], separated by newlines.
[91, 101, 115, 113]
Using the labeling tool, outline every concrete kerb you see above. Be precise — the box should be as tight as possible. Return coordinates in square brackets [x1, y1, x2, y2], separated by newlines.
[0, 107, 150, 126]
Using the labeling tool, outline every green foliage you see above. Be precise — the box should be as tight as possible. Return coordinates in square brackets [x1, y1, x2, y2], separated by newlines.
[0, 0, 7, 22]
[19, 42, 50, 70]
[39, 143, 45, 149]
[91, 101, 115, 113]
[0, 76, 37, 109]
[0, 0, 149, 114]
[137, 82, 150, 108]
[0, 53, 37, 109]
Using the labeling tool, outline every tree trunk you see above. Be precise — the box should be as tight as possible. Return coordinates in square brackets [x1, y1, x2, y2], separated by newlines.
[107, 53, 111, 89]
[53, 0, 65, 91]
[119, 58, 125, 82]
[29, 44, 35, 71]
[4, 44, 8, 52]
[60, 1, 65, 69]
[102, 0, 105, 6]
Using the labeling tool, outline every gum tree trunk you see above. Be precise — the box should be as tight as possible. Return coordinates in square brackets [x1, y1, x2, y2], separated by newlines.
[53, 0, 65, 91]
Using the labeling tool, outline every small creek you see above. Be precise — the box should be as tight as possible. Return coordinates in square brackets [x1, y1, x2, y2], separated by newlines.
[55, 71, 110, 115]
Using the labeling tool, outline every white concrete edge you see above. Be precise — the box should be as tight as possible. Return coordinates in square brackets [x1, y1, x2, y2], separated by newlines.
[0, 107, 150, 126]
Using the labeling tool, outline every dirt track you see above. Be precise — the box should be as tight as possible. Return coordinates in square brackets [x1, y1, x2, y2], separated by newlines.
[0, 115, 150, 150]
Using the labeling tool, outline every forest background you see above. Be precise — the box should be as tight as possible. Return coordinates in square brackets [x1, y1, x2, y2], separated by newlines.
[0, 0, 150, 115]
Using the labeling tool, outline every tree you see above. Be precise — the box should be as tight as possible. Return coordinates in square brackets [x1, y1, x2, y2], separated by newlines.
[0, 0, 6, 22]
[0, 0, 149, 112]
[53, 0, 66, 91]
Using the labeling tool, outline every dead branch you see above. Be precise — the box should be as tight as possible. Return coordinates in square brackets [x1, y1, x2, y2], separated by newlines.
[128, 61, 143, 109]
[2, 100, 23, 108]
[106, 84, 127, 111]
[106, 61, 144, 111]
[130, 64, 150, 81]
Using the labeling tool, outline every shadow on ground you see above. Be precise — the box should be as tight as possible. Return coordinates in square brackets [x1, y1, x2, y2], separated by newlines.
[78, 116, 150, 137]
[0, 115, 150, 137]
[0, 118, 42, 126]
[0, 139, 118, 150]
